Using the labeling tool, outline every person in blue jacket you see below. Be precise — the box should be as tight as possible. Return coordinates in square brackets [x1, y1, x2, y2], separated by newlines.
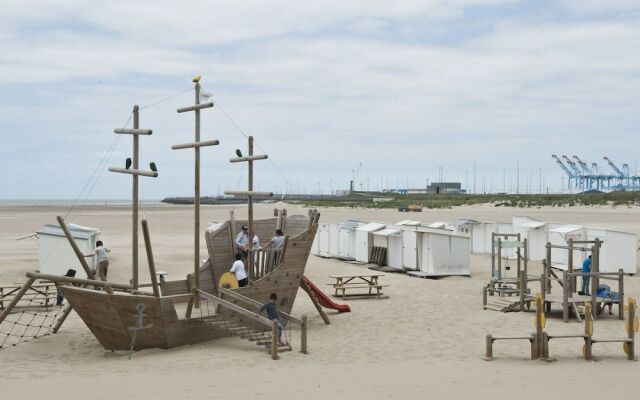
[581, 255, 592, 295]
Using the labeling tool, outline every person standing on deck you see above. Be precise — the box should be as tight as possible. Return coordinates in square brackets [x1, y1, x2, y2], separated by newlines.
[263, 229, 285, 264]
[230, 252, 248, 287]
[84, 240, 111, 281]
[235, 225, 249, 262]
[582, 255, 592, 296]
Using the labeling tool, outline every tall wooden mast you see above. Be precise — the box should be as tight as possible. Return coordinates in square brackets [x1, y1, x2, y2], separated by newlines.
[225, 136, 272, 272]
[173, 76, 219, 302]
[108, 105, 158, 289]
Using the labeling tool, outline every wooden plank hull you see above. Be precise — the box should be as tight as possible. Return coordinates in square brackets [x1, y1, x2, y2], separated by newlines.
[60, 286, 230, 350]
[61, 217, 318, 351]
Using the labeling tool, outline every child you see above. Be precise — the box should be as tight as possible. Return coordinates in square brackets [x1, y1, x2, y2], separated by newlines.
[258, 293, 286, 345]
[84, 240, 111, 281]
[56, 269, 76, 306]
[230, 252, 248, 287]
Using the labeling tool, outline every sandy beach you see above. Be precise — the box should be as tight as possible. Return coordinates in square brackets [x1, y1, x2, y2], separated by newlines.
[1, 203, 639, 399]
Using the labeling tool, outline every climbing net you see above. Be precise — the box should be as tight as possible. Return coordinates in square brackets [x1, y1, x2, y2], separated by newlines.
[0, 286, 70, 349]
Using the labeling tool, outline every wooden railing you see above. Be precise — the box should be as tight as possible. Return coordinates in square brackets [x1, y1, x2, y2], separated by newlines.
[196, 289, 307, 358]
[248, 248, 282, 282]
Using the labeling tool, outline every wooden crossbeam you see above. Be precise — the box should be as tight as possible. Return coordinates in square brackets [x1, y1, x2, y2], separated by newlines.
[114, 128, 152, 135]
[230, 155, 268, 163]
[177, 102, 214, 113]
[108, 167, 158, 177]
[171, 140, 220, 150]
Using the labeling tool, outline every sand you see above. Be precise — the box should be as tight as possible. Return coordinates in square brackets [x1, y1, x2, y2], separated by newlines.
[0, 203, 639, 399]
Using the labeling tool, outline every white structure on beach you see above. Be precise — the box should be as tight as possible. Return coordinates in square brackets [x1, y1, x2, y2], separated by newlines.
[312, 215, 638, 274]
[36, 223, 101, 278]
[355, 222, 386, 263]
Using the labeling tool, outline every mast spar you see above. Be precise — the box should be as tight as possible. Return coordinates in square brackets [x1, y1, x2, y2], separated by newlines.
[108, 105, 158, 289]
[225, 136, 272, 275]
[173, 76, 219, 306]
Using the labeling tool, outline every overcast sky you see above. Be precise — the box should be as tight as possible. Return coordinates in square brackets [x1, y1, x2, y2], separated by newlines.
[1, 0, 639, 199]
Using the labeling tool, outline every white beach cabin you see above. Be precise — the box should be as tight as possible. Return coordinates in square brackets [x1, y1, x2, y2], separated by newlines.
[512, 216, 548, 261]
[548, 224, 586, 270]
[328, 223, 340, 258]
[355, 222, 386, 263]
[414, 226, 471, 277]
[337, 220, 365, 260]
[313, 223, 331, 257]
[372, 226, 403, 269]
[396, 220, 421, 270]
[585, 227, 637, 274]
[37, 223, 101, 278]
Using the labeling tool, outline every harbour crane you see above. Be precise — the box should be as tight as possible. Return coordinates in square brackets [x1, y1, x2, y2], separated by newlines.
[603, 156, 624, 178]
[562, 155, 584, 189]
[552, 154, 574, 189]
[573, 155, 592, 174]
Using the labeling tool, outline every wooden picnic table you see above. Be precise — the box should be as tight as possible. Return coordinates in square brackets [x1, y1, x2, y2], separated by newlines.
[328, 273, 388, 299]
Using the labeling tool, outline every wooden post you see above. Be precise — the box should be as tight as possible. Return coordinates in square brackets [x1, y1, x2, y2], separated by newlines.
[523, 238, 528, 278]
[562, 270, 569, 322]
[491, 233, 496, 279]
[530, 335, 537, 360]
[497, 237, 502, 280]
[174, 79, 218, 307]
[567, 237, 574, 294]
[485, 334, 493, 360]
[519, 273, 525, 311]
[0, 277, 37, 324]
[618, 269, 624, 321]
[483, 285, 488, 306]
[300, 277, 330, 325]
[56, 216, 96, 280]
[627, 299, 636, 361]
[194, 82, 201, 305]
[534, 293, 543, 360]
[516, 233, 521, 283]
[132, 105, 140, 289]
[185, 290, 195, 318]
[540, 272, 546, 302]
[542, 332, 549, 359]
[584, 302, 593, 360]
[545, 242, 552, 294]
[51, 303, 73, 333]
[141, 219, 160, 297]
[590, 245, 597, 319]
[271, 319, 279, 360]
[248, 136, 255, 274]
[301, 315, 308, 354]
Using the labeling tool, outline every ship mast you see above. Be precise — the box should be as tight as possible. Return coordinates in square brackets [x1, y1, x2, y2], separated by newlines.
[173, 76, 219, 304]
[108, 105, 158, 289]
[225, 136, 272, 273]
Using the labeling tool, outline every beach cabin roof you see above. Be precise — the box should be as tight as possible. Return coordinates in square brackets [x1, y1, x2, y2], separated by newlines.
[396, 220, 421, 226]
[340, 220, 364, 230]
[452, 218, 480, 226]
[426, 222, 448, 229]
[36, 223, 100, 240]
[372, 228, 401, 237]
[358, 222, 387, 232]
[550, 225, 583, 234]
[521, 221, 546, 229]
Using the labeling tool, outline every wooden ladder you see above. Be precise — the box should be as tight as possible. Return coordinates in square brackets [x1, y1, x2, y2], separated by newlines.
[209, 314, 292, 352]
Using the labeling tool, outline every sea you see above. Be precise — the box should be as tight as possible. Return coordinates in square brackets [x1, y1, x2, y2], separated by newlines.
[0, 199, 164, 206]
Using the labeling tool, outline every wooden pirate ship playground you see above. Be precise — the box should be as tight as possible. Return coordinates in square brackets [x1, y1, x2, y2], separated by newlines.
[0, 76, 342, 359]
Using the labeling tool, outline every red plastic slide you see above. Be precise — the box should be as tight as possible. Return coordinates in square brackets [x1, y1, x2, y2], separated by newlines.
[302, 276, 351, 313]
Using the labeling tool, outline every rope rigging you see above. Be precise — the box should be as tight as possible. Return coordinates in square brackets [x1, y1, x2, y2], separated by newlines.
[0, 287, 70, 349]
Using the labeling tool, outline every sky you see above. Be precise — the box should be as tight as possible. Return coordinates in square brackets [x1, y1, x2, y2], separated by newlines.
[1, 0, 639, 199]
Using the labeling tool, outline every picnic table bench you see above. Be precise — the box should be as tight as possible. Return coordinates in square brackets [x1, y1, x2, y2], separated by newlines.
[328, 273, 388, 299]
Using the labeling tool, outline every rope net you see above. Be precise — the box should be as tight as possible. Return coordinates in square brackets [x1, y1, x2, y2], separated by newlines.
[0, 284, 70, 349]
